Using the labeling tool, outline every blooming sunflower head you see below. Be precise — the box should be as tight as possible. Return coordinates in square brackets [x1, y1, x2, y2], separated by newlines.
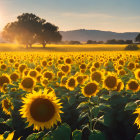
[126, 79, 139, 92]
[134, 69, 140, 81]
[0, 74, 11, 89]
[20, 76, 35, 92]
[43, 71, 53, 81]
[19, 89, 63, 130]
[10, 72, 19, 82]
[90, 71, 103, 83]
[133, 107, 140, 129]
[103, 74, 118, 90]
[82, 81, 99, 97]
[66, 77, 77, 91]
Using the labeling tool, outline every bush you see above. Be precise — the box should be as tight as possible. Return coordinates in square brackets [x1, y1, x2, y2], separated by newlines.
[125, 44, 139, 50]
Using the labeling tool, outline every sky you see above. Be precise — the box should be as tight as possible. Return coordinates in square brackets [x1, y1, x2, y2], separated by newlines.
[0, 0, 140, 32]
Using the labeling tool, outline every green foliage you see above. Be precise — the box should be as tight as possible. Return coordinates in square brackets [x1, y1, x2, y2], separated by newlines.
[125, 44, 139, 50]
[43, 123, 71, 140]
[89, 130, 106, 140]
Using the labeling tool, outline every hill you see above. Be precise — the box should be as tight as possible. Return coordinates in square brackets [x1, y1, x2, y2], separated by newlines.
[60, 29, 139, 42]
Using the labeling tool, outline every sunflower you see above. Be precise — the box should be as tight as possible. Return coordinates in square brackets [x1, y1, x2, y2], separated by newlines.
[61, 64, 71, 74]
[43, 71, 53, 81]
[36, 66, 42, 73]
[60, 76, 68, 87]
[82, 81, 99, 97]
[20, 77, 35, 92]
[41, 60, 47, 67]
[28, 70, 38, 78]
[0, 74, 11, 89]
[115, 79, 124, 92]
[103, 74, 118, 90]
[18, 64, 27, 73]
[134, 69, 140, 81]
[93, 62, 100, 69]
[133, 107, 140, 129]
[41, 78, 49, 87]
[19, 90, 63, 130]
[64, 57, 72, 64]
[2, 98, 14, 115]
[90, 71, 103, 83]
[126, 79, 139, 92]
[57, 71, 65, 78]
[0, 64, 7, 70]
[76, 75, 88, 85]
[10, 72, 19, 82]
[118, 69, 126, 76]
[127, 62, 135, 70]
[79, 63, 86, 70]
[66, 77, 77, 91]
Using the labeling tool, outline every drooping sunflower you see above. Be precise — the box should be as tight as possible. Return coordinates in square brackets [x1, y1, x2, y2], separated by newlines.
[18, 64, 27, 74]
[126, 79, 139, 92]
[19, 90, 63, 130]
[66, 77, 77, 91]
[133, 107, 140, 129]
[0, 74, 11, 89]
[20, 77, 35, 92]
[2, 98, 14, 115]
[115, 79, 124, 92]
[103, 74, 118, 90]
[82, 81, 99, 97]
[134, 69, 140, 81]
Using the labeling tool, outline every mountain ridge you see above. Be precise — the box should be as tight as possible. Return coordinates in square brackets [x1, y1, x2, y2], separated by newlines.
[60, 29, 139, 42]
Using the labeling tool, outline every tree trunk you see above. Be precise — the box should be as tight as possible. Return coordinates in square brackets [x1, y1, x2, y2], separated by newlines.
[42, 43, 46, 48]
[26, 44, 28, 48]
[29, 44, 32, 48]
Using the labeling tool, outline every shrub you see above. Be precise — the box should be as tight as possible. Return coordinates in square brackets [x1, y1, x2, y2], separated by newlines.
[125, 44, 139, 50]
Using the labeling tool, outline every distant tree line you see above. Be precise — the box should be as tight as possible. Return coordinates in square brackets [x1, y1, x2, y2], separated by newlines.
[2, 13, 62, 48]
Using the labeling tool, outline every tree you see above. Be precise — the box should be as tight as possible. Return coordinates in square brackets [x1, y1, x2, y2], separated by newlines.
[37, 22, 62, 48]
[2, 13, 62, 48]
[136, 33, 140, 43]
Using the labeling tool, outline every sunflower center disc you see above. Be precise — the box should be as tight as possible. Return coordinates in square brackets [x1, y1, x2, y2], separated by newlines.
[30, 98, 55, 122]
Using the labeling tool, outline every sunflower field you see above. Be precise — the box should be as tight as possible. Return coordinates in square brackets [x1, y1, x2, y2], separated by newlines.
[0, 51, 140, 140]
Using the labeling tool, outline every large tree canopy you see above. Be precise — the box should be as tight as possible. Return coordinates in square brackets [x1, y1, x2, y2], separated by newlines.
[2, 13, 62, 48]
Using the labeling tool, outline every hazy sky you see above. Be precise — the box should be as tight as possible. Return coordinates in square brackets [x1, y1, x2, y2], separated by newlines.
[0, 0, 140, 32]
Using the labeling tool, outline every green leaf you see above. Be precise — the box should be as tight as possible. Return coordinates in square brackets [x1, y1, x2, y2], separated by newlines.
[44, 123, 71, 140]
[26, 131, 44, 140]
[89, 130, 105, 140]
[135, 133, 140, 140]
[100, 94, 110, 101]
[72, 130, 82, 140]
[91, 106, 99, 118]
[69, 96, 76, 105]
[99, 103, 111, 112]
[5, 119, 13, 127]
[77, 102, 89, 110]
[125, 102, 137, 111]
[0, 118, 4, 123]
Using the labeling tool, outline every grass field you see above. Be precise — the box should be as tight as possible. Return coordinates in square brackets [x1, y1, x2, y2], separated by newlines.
[0, 43, 139, 52]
